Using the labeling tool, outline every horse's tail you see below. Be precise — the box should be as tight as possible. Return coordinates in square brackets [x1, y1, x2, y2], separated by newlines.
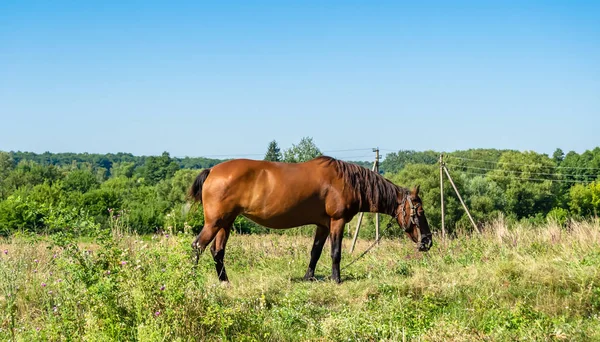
[188, 168, 211, 203]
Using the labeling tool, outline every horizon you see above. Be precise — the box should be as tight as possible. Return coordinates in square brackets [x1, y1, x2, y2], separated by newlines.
[1, 144, 588, 162]
[1, 1, 599, 159]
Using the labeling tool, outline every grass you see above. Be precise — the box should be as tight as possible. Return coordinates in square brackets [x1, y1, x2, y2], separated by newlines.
[1, 217, 600, 341]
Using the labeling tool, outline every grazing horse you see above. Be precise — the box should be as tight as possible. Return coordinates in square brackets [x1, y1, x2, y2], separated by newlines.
[188, 156, 433, 283]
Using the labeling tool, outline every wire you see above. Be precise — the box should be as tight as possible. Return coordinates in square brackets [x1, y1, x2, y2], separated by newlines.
[198, 148, 374, 159]
[323, 148, 374, 153]
[447, 155, 600, 171]
[336, 154, 375, 160]
[193, 152, 265, 158]
[445, 163, 599, 179]
[445, 167, 596, 184]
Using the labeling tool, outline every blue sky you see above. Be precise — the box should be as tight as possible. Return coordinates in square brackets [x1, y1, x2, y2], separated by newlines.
[1, 1, 598, 160]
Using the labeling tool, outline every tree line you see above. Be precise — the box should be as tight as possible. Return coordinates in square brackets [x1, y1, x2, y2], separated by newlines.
[1, 138, 599, 238]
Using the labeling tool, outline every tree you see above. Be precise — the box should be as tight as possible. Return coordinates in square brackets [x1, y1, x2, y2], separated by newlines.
[142, 152, 180, 185]
[462, 174, 506, 224]
[488, 151, 559, 219]
[63, 169, 100, 193]
[552, 148, 565, 165]
[0, 152, 14, 199]
[264, 140, 283, 162]
[380, 150, 438, 173]
[0, 152, 13, 174]
[569, 181, 600, 217]
[110, 162, 136, 178]
[283, 137, 322, 163]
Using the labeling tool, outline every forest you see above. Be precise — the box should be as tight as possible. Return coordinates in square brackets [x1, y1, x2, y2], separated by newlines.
[1, 137, 599, 238]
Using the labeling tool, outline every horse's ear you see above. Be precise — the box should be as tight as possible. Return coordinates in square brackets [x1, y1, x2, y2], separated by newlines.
[411, 184, 420, 197]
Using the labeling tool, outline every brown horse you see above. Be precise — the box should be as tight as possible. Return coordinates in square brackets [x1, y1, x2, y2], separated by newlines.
[188, 156, 433, 283]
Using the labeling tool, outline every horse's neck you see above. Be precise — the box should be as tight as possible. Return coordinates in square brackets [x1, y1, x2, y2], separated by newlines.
[357, 187, 400, 216]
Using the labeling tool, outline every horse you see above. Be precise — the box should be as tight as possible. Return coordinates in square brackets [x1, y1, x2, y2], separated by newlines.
[188, 155, 433, 283]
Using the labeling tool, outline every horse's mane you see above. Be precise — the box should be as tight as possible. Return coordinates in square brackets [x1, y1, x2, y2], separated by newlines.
[314, 156, 406, 214]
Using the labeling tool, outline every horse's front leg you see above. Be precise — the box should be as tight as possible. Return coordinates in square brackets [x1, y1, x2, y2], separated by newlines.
[329, 219, 346, 284]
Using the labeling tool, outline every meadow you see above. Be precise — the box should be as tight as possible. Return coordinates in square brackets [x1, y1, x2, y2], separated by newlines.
[1, 217, 599, 341]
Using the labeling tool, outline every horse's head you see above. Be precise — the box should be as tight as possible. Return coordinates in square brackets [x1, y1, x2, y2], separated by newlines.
[396, 185, 433, 252]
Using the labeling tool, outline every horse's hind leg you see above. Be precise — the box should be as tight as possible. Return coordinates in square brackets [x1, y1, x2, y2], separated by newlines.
[192, 216, 233, 254]
[192, 216, 235, 280]
[192, 223, 221, 253]
[210, 227, 231, 282]
[303, 224, 329, 281]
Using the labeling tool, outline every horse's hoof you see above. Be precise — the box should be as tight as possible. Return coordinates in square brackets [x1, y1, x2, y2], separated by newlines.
[303, 276, 317, 282]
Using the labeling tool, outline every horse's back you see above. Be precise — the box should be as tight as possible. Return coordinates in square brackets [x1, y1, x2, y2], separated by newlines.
[203, 158, 338, 228]
[207, 158, 329, 199]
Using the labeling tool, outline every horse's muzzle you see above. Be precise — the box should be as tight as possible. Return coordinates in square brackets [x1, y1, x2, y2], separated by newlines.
[418, 234, 433, 251]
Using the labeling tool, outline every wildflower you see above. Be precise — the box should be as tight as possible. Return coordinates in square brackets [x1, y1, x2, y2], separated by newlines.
[160, 285, 165, 291]
[121, 261, 127, 266]
[41, 282, 47, 287]
[48, 290, 53, 295]
[57, 279, 62, 283]
[33, 269, 38, 273]
[53, 306, 58, 312]
[53, 254, 57, 259]
[36, 327, 41, 332]
[155, 311, 161, 317]
[165, 234, 169, 238]
[3, 249, 7, 255]
[106, 270, 111, 275]
[34, 259, 39, 263]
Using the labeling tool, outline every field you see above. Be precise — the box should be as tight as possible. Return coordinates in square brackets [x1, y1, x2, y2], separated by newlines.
[1, 218, 600, 341]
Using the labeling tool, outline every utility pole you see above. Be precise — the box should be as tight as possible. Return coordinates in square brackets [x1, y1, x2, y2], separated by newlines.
[374, 148, 380, 244]
[439, 154, 445, 240]
[349, 147, 380, 253]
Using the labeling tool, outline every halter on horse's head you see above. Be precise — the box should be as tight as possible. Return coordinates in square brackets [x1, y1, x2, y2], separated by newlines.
[395, 185, 433, 251]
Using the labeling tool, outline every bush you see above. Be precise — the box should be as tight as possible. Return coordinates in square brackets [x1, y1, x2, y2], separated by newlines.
[62, 169, 99, 193]
[82, 188, 123, 224]
[547, 207, 569, 226]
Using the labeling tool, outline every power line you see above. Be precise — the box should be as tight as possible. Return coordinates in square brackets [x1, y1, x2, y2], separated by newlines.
[447, 155, 600, 171]
[192, 153, 265, 158]
[445, 163, 599, 180]
[336, 154, 374, 160]
[197, 148, 374, 159]
[445, 167, 595, 184]
[323, 148, 374, 153]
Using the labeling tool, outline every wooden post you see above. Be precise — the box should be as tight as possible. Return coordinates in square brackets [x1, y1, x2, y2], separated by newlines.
[439, 154, 445, 240]
[374, 148, 380, 244]
[443, 165, 480, 234]
[350, 148, 380, 253]
[349, 212, 364, 253]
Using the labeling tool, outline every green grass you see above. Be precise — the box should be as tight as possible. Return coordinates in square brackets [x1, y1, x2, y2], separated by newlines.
[1, 218, 600, 341]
